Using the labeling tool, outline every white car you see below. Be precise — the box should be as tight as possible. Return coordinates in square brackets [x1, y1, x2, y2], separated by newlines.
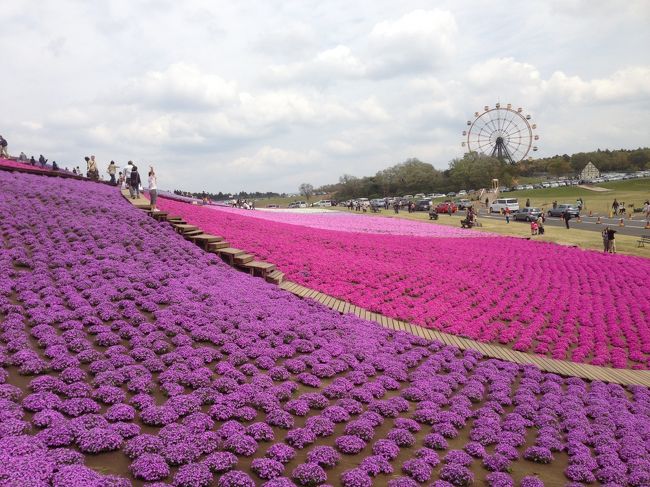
[490, 198, 520, 213]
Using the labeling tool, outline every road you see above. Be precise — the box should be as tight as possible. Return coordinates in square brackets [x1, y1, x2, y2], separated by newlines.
[475, 211, 649, 238]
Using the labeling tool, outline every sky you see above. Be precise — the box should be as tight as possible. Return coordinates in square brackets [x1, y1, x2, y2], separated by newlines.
[1, 0, 649, 193]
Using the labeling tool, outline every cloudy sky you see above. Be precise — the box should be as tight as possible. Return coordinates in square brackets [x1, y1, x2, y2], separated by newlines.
[2, 1, 649, 193]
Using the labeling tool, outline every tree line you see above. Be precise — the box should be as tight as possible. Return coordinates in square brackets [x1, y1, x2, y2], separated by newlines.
[314, 147, 649, 200]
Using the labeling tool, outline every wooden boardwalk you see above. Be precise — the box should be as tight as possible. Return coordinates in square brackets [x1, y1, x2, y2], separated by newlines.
[278, 281, 650, 387]
[120, 191, 650, 387]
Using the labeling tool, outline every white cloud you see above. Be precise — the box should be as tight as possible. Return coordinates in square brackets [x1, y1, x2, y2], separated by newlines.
[1, 1, 649, 193]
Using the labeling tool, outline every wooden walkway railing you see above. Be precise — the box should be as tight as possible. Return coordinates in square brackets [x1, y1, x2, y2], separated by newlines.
[121, 191, 650, 387]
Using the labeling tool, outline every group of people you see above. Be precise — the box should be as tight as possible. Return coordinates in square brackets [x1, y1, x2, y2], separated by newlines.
[231, 198, 255, 210]
[601, 226, 617, 253]
[530, 214, 546, 235]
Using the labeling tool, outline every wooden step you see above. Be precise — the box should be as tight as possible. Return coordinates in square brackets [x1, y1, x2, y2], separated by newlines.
[233, 253, 254, 265]
[207, 241, 230, 251]
[266, 270, 284, 284]
[167, 215, 184, 222]
[173, 224, 199, 234]
[183, 229, 204, 238]
[241, 260, 276, 277]
[214, 247, 247, 265]
[150, 211, 169, 221]
[134, 203, 151, 210]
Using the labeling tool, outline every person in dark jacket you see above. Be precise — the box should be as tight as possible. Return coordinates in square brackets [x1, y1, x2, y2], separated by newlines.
[563, 210, 571, 229]
[130, 165, 141, 198]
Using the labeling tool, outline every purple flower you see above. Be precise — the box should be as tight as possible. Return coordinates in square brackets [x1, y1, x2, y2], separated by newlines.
[415, 447, 440, 468]
[424, 432, 448, 450]
[173, 462, 213, 487]
[305, 415, 335, 437]
[386, 428, 415, 447]
[439, 463, 474, 487]
[387, 477, 419, 487]
[251, 458, 285, 480]
[372, 439, 400, 460]
[335, 435, 366, 454]
[266, 444, 297, 464]
[224, 434, 258, 457]
[203, 452, 238, 473]
[285, 428, 316, 449]
[130, 453, 170, 481]
[520, 476, 544, 487]
[247, 422, 275, 441]
[217, 470, 256, 487]
[483, 453, 511, 472]
[340, 468, 372, 487]
[124, 434, 163, 458]
[77, 427, 122, 453]
[524, 446, 553, 464]
[307, 446, 340, 468]
[291, 463, 327, 486]
[486, 472, 514, 487]
[402, 459, 432, 483]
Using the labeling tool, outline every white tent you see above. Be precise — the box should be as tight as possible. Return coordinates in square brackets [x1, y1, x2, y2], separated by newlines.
[580, 161, 600, 181]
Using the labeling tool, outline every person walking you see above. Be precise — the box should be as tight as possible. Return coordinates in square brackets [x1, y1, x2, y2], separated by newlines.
[88, 155, 99, 180]
[0, 135, 8, 158]
[525, 198, 530, 208]
[107, 161, 117, 185]
[536, 214, 545, 235]
[606, 227, 617, 253]
[125, 161, 135, 198]
[148, 166, 158, 211]
[644, 200, 650, 228]
[563, 210, 571, 229]
[601, 226, 610, 253]
[504, 206, 511, 223]
[130, 164, 142, 198]
[38, 154, 47, 168]
[118, 172, 126, 190]
[485, 197, 489, 208]
[612, 199, 619, 216]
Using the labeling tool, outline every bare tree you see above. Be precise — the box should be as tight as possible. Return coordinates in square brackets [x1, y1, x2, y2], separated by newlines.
[299, 183, 314, 200]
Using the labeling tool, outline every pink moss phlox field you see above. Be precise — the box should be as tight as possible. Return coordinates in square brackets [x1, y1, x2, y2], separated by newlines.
[212, 205, 490, 238]
[158, 198, 650, 369]
[0, 157, 61, 174]
[1, 170, 650, 487]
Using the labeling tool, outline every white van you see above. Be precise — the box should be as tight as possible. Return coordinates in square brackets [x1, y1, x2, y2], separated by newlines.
[490, 198, 520, 213]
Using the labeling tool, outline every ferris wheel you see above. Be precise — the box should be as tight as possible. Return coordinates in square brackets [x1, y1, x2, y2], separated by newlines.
[461, 103, 539, 164]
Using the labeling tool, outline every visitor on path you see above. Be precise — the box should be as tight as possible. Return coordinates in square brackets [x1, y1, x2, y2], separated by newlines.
[29, 156, 36, 166]
[563, 210, 571, 229]
[504, 207, 510, 223]
[552, 200, 557, 209]
[148, 166, 158, 212]
[602, 227, 610, 252]
[612, 199, 619, 215]
[530, 220, 538, 235]
[130, 164, 141, 199]
[76, 166, 81, 176]
[485, 197, 489, 208]
[38, 154, 47, 168]
[576, 197, 584, 211]
[18, 152, 27, 162]
[536, 214, 545, 235]
[107, 161, 117, 185]
[125, 161, 135, 198]
[644, 200, 650, 227]
[52, 161, 58, 171]
[447, 204, 453, 217]
[0, 135, 8, 158]
[606, 227, 617, 253]
[118, 172, 126, 190]
[526, 198, 530, 208]
[393, 200, 399, 214]
[88, 155, 99, 180]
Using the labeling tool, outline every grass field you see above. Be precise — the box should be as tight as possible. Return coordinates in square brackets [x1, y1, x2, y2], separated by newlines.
[496, 178, 650, 215]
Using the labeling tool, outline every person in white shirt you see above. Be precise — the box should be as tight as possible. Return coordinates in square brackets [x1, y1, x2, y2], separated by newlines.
[124, 161, 135, 198]
[148, 166, 158, 211]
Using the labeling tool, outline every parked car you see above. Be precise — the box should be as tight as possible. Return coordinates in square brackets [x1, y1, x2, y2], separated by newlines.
[513, 207, 542, 221]
[435, 201, 458, 213]
[414, 199, 432, 211]
[547, 204, 580, 217]
[266, 204, 280, 208]
[489, 198, 520, 213]
[456, 199, 472, 210]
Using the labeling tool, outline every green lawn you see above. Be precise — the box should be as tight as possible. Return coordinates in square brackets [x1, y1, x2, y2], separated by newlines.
[499, 178, 649, 215]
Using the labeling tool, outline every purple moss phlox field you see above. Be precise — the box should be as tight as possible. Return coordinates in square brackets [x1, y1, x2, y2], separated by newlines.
[0, 171, 649, 486]
[158, 198, 650, 369]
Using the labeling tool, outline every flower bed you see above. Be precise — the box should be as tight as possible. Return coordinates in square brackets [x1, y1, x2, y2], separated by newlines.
[212, 205, 491, 238]
[1, 170, 649, 486]
[157, 198, 650, 369]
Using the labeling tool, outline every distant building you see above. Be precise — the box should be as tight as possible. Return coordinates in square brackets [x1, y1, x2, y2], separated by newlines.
[580, 161, 600, 181]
